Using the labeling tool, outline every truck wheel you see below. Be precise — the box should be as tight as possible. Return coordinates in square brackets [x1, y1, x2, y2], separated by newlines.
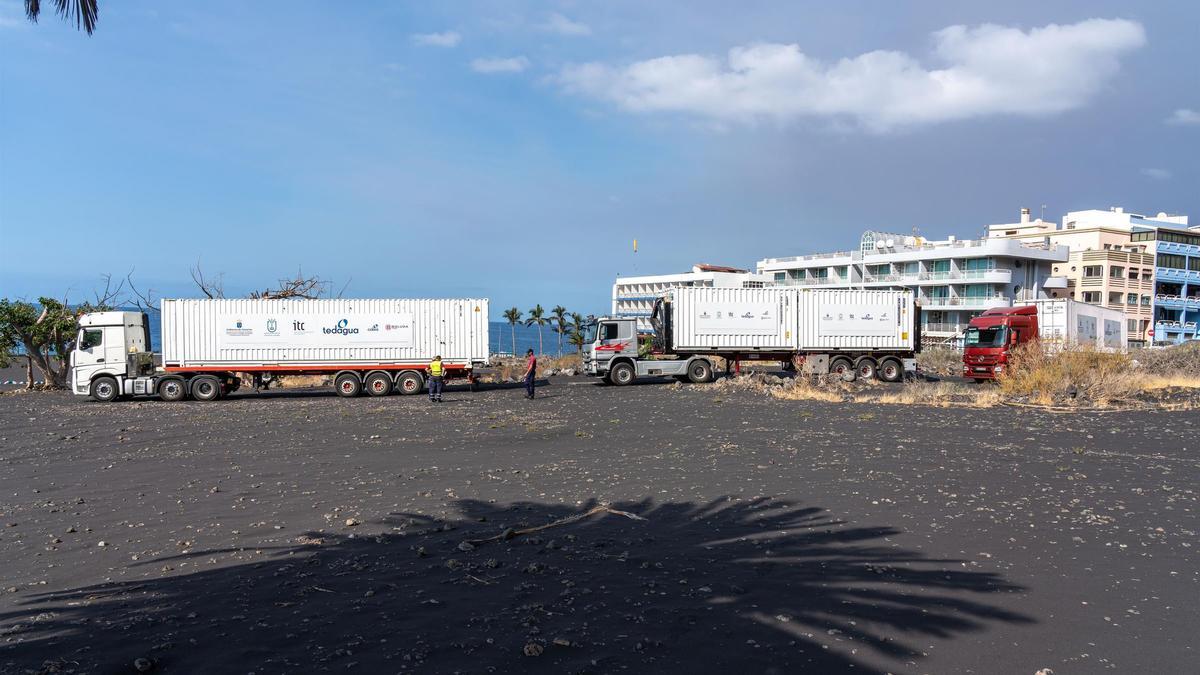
[610, 362, 635, 386]
[90, 376, 120, 402]
[364, 372, 393, 397]
[158, 378, 186, 402]
[878, 358, 903, 383]
[191, 375, 222, 401]
[687, 359, 713, 384]
[396, 371, 424, 396]
[335, 373, 362, 397]
[829, 357, 854, 381]
[855, 357, 877, 381]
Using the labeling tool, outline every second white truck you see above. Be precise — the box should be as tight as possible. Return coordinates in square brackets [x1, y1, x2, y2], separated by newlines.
[583, 287, 919, 385]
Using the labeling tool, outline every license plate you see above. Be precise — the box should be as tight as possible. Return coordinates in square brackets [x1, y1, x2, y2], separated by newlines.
[973, 367, 988, 372]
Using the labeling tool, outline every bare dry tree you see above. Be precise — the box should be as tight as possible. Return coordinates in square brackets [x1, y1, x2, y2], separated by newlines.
[124, 269, 160, 313]
[190, 261, 225, 299]
[249, 268, 332, 300]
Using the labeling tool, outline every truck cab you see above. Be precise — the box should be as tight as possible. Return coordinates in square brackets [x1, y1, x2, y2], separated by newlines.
[581, 317, 638, 377]
[962, 306, 1038, 381]
[71, 311, 157, 400]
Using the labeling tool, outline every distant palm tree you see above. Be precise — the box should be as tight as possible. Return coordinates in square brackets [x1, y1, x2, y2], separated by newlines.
[503, 307, 522, 356]
[525, 304, 547, 356]
[551, 305, 568, 356]
[569, 312, 587, 354]
[25, 0, 98, 34]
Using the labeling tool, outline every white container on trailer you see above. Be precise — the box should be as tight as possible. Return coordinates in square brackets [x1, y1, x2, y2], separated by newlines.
[670, 287, 797, 351]
[797, 288, 915, 352]
[669, 287, 914, 353]
[1024, 299, 1126, 350]
[161, 298, 490, 369]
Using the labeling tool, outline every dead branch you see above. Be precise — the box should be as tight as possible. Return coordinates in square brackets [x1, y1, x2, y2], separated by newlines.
[125, 269, 160, 312]
[93, 272, 127, 307]
[465, 504, 646, 547]
[251, 268, 330, 299]
[190, 261, 224, 299]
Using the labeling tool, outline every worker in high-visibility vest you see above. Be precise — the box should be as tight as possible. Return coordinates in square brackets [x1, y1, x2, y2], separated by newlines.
[429, 355, 445, 403]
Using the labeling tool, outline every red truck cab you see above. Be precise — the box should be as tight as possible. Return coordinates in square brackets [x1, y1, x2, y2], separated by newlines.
[962, 305, 1039, 381]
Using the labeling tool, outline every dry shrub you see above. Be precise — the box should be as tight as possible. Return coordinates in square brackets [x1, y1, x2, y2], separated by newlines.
[998, 342, 1141, 406]
[916, 346, 962, 377]
[872, 380, 1001, 408]
[1134, 342, 1200, 378]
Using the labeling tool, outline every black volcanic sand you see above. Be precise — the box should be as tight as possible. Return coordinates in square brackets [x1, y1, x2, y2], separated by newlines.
[0, 378, 1196, 674]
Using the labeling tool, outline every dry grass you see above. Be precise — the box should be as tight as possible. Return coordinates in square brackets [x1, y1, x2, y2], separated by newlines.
[916, 346, 962, 377]
[999, 343, 1146, 406]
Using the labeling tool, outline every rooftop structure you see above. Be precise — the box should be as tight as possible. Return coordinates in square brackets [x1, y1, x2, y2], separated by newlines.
[612, 264, 768, 332]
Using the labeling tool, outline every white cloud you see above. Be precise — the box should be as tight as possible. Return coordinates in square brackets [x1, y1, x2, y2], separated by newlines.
[1166, 108, 1200, 125]
[471, 56, 531, 74]
[556, 18, 1145, 131]
[412, 31, 461, 47]
[541, 12, 590, 36]
[1141, 168, 1172, 180]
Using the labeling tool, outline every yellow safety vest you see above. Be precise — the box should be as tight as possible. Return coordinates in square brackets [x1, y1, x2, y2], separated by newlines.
[430, 360, 444, 376]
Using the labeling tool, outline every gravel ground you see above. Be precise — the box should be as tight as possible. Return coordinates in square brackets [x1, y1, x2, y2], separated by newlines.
[0, 377, 1196, 674]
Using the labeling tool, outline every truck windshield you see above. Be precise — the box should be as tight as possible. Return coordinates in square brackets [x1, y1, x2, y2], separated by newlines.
[965, 326, 1008, 347]
[581, 322, 598, 343]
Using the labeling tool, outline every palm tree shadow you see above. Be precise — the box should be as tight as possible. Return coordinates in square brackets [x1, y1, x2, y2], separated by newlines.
[0, 497, 1032, 674]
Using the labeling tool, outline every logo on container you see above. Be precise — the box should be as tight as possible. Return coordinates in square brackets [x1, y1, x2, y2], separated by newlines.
[265, 319, 279, 335]
[367, 323, 380, 332]
[225, 319, 252, 337]
[323, 318, 360, 336]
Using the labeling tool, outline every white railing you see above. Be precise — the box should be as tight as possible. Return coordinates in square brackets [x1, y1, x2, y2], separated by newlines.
[921, 295, 1010, 307]
[923, 322, 968, 333]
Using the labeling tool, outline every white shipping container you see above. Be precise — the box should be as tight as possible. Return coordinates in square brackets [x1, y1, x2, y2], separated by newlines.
[161, 298, 490, 368]
[671, 287, 797, 351]
[1025, 299, 1126, 350]
[797, 288, 915, 351]
[669, 287, 914, 352]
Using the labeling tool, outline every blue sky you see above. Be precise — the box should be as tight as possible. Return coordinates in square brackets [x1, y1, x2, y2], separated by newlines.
[1, 1, 1197, 315]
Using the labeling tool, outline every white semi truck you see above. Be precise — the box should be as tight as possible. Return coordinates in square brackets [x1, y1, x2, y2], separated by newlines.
[583, 287, 919, 385]
[71, 298, 490, 402]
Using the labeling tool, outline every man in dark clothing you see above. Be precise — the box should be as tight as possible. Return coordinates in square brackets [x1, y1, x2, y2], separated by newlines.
[523, 349, 537, 399]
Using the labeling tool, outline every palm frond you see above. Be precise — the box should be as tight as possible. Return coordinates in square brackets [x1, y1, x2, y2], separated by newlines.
[25, 0, 98, 35]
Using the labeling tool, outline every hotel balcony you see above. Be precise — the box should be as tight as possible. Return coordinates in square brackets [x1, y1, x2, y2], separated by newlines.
[1154, 294, 1200, 310]
[862, 269, 1013, 285]
[1155, 267, 1200, 284]
[922, 322, 968, 336]
[920, 295, 1011, 310]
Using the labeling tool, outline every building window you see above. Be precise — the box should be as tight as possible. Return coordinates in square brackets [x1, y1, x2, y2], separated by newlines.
[1190, 257, 1200, 272]
[1128, 268, 1139, 280]
[867, 264, 891, 276]
[834, 266, 849, 279]
[1110, 266, 1124, 278]
[1108, 292, 1123, 306]
[1141, 295, 1151, 306]
[1082, 291, 1101, 303]
[963, 258, 993, 272]
[963, 284, 991, 299]
[773, 272, 786, 283]
[1128, 319, 1138, 332]
[1159, 253, 1186, 270]
[1082, 265, 1103, 278]
[929, 260, 951, 274]
[1142, 272, 1152, 281]
[1127, 293, 1138, 305]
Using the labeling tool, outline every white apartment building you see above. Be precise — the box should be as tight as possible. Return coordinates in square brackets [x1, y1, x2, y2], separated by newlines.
[990, 206, 1190, 345]
[756, 229, 1069, 342]
[612, 264, 768, 332]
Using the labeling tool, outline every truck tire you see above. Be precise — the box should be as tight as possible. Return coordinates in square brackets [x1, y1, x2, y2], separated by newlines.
[610, 362, 636, 386]
[90, 376, 120, 403]
[878, 357, 903, 383]
[829, 357, 854, 381]
[192, 375, 222, 401]
[687, 359, 713, 384]
[396, 371, 424, 396]
[158, 378, 186, 402]
[335, 373, 362, 397]
[855, 357, 877, 381]
[364, 371, 393, 397]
